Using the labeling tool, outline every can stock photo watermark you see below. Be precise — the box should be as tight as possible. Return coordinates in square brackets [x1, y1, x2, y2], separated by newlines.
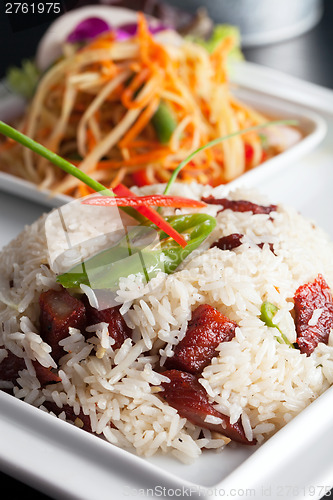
[122, 483, 333, 498]
[122, 485, 257, 498]
[44, 194, 165, 310]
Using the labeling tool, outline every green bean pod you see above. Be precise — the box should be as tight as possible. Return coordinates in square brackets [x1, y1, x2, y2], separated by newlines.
[151, 101, 178, 144]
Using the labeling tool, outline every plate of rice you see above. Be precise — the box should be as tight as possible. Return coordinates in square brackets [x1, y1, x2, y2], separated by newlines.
[1, 178, 333, 498]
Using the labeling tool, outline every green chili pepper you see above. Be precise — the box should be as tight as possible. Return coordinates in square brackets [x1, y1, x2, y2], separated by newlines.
[57, 213, 216, 290]
[260, 301, 279, 328]
[157, 213, 216, 273]
[151, 101, 178, 144]
[260, 301, 295, 348]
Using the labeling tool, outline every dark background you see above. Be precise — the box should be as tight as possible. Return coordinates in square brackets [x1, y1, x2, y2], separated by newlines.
[1, 0, 333, 87]
[0, 0, 333, 498]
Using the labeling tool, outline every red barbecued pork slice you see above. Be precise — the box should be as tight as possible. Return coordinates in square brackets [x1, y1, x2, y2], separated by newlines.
[165, 304, 237, 374]
[210, 233, 244, 251]
[32, 361, 62, 384]
[0, 350, 61, 385]
[294, 274, 333, 355]
[0, 350, 25, 383]
[85, 302, 130, 350]
[39, 287, 86, 362]
[202, 196, 277, 215]
[211, 234, 275, 254]
[161, 370, 255, 445]
[43, 401, 92, 433]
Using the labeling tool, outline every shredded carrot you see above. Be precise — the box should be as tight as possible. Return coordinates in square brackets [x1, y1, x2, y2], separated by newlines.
[82, 33, 114, 52]
[136, 13, 169, 71]
[109, 167, 127, 188]
[121, 67, 150, 109]
[154, 167, 171, 183]
[123, 140, 164, 149]
[86, 128, 97, 153]
[210, 36, 235, 84]
[78, 183, 92, 197]
[0, 138, 16, 152]
[95, 148, 171, 169]
[121, 72, 162, 110]
[119, 97, 160, 147]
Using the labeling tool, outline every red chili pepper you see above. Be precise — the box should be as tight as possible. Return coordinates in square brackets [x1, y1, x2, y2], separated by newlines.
[244, 143, 254, 164]
[83, 194, 206, 208]
[112, 184, 188, 248]
[132, 168, 152, 187]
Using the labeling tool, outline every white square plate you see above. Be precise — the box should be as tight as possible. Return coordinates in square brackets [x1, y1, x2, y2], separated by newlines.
[0, 53, 333, 500]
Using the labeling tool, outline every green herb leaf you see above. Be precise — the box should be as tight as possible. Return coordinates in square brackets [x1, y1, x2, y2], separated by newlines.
[6, 59, 40, 99]
[190, 24, 243, 60]
[259, 133, 269, 150]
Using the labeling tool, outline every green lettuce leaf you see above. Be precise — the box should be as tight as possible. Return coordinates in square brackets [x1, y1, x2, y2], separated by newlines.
[189, 24, 243, 61]
[6, 59, 40, 99]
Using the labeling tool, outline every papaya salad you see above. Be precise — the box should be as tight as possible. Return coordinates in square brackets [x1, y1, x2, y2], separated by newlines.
[0, 12, 301, 197]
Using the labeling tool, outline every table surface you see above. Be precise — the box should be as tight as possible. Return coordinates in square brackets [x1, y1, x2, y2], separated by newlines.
[0, 1, 333, 498]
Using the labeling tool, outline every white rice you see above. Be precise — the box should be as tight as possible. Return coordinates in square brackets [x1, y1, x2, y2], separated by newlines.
[1, 182, 333, 463]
